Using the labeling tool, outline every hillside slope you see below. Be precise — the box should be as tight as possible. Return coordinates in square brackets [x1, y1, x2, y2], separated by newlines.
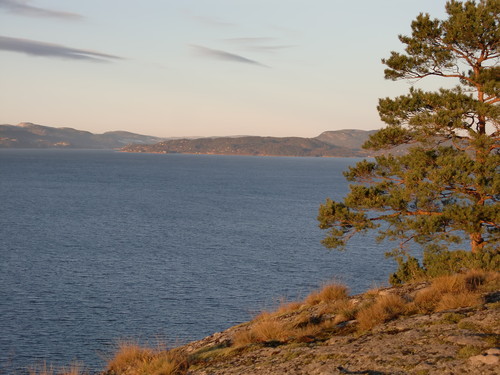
[0, 123, 165, 149]
[120, 130, 377, 157]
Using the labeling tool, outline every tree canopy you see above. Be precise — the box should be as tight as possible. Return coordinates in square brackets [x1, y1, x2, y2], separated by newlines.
[318, 0, 499, 259]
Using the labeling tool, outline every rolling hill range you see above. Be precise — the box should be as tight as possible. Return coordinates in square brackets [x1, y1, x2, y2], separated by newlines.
[0, 122, 166, 149]
[123, 136, 358, 157]
[0, 123, 383, 157]
[121, 130, 379, 157]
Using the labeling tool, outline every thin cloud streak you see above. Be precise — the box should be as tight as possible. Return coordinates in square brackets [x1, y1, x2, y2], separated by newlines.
[224, 37, 277, 44]
[0, 35, 122, 62]
[223, 37, 295, 53]
[190, 45, 269, 67]
[0, 0, 83, 19]
[248, 45, 295, 52]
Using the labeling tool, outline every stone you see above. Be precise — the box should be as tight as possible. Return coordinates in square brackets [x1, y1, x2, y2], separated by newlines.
[469, 353, 499, 365]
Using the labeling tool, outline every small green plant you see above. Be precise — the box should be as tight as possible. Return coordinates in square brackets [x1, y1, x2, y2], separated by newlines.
[441, 313, 465, 324]
[389, 250, 500, 285]
[457, 345, 483, 359]
[457, 320, 483, 332]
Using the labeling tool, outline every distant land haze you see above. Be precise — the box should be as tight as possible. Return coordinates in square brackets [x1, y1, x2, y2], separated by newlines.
[0, 123, 383, 157]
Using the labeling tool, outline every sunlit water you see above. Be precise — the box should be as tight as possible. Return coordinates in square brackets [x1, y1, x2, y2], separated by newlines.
[0, 150, 396, 373]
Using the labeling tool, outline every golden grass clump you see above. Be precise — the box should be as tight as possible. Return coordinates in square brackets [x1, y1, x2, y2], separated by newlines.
[275, 300, 303, 315]
[356, 294, 407, 332]
[231, 329, 258, 348]
[106, 341, 188, 375]
[411, 270, 492, 313]
[106, 342, 153, 373]
[412, 287, 443, 313]
[435, 292, 483, 311]
[431, 274, 467, 293]
[232, 319, 288, 346]
[332, 299, 359, 323]
[304, 283, 349, 306]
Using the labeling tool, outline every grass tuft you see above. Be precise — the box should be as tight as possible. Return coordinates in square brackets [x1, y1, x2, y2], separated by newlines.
[435, 291, 482, 311]
[305, 283, 349, 306]
[356, 294, 407, 332]
[106, 341, 188, 375]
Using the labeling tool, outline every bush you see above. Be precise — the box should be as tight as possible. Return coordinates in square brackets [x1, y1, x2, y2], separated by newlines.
[389, 249, 500, 285]
[389, 256, 425, 285]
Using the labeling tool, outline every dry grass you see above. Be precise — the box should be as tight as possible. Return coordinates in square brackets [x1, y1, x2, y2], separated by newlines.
[275, 300, 303, 315]
[304, 283, 349, 306]
[356, 294, 407, 332]
[232, 312, 289, 346]
[251, 316, 289, 342]
[332, 299, 359, 323]
[106, 342, 153, 372]
[106, 341, 188, 375]
[435, 291, 483, 311]
[411, 270, 493, 313]
[431, 274, 467, 293]
[412, 287, 443, 313]
[231, 271, 498, 348]
[232, 329, 259, 347]
[231, 283, 351, 347]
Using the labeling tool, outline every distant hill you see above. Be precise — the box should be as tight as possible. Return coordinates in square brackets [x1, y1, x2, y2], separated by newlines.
[315, 129, 378, 149]
[0, 123, 387, 157]
[0, 123, 165, 149]
[121, 129, 379, 157]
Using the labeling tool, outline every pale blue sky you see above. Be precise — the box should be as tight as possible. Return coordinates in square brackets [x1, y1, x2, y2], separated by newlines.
[0, 0, 447, 137]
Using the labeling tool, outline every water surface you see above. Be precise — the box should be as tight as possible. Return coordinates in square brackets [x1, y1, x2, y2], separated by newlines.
[0, 150, 395, 373]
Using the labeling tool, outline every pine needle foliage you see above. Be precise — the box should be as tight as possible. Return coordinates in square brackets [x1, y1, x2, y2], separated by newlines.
[318, 1, 499, 264]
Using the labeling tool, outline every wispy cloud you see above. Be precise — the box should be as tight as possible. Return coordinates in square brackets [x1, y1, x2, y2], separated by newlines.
[224, 37, 277, 44]
[0, 0, 82, 20]
[0, 35, 122, 62]
[190, 44, 268, 67]
[223, 37, 294, 53]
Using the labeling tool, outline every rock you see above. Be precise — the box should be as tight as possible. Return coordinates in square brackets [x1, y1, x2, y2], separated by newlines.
[469, 353, 499, 365]
[445, 334, 488, 347]
[485, 348, 500, 356]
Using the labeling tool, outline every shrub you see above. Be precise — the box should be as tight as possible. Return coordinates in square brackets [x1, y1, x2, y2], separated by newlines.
[389, 256, 426, 285]
[389, 249, 500, 285]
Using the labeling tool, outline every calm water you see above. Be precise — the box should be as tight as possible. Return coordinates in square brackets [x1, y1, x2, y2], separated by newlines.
[0, 150, 395, 373]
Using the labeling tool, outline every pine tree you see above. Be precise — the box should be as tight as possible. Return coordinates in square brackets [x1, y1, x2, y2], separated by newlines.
[318, 0, 499, 259]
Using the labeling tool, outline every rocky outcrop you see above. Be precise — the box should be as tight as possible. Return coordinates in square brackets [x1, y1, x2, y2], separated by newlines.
[180, 283, 499, 375]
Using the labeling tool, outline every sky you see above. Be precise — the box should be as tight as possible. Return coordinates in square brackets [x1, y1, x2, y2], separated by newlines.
[0, 0, 449, 138]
